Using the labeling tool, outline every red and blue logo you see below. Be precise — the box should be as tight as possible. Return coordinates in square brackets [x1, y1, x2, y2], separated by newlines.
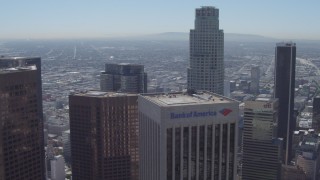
[219, 108, 232, 116]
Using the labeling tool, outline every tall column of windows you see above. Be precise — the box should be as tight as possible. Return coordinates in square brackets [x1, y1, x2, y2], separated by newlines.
[214, 124, 220, 179]
[175, 128, 181, 180]
[191, 126, 197, 180]
[229, 123, 235, 180]
[183, 127, 189, 180]
[199, 126, 205, 179]
[206, 125, 213, 179]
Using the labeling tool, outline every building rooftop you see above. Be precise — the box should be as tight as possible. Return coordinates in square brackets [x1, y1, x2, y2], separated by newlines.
[70, 90, 137, 98]
[105, 63, 144, 67]
[255, 97, 272, 102]
[0, 65, 37, 74]
[257, 94, 272, 98]
[141, 91, 236, 106]
[200, 6, 216, 9]
[276, 42, 296, 47]
[252, 96, 277, 103]
[0, 56, 39, 60]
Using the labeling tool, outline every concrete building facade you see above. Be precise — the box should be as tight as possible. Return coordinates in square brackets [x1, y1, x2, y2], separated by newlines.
[138, 91, 238, 180]
[47, 155, 66, 180]
[187, 6, 224, 95]
[62, 130, 71, 163]
[242, 98, 282, 180]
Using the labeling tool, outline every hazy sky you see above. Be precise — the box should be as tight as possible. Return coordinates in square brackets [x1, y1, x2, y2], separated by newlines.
[1, 0, 320, 39]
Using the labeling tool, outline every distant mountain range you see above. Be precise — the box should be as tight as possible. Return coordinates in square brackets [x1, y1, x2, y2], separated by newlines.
[123, 32, 320, 44]
[135, 32, 277, 42]
[2, 32, 318, 44]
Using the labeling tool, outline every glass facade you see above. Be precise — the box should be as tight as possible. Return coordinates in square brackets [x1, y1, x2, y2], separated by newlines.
[70, 94, 139, 180]
[275, 43, 296, 164]
[0, 68, 45, 180]
[100, 63, 147, 93]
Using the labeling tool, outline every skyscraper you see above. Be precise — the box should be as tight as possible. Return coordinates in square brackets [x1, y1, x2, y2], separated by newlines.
[0, 56, 43, 120]
[69, 91, 139, 180]
[187, 6, 224, 95]
[312, 96, 320, 131]
[274, 42, 296, 165]
[0, 63, 45, 179]
[139, 91, 238, 180]
[62, 130, 71, 163]
[100, 63, 147, 93]
[242, 98, 282, 180]
[250, 65, 260, 94]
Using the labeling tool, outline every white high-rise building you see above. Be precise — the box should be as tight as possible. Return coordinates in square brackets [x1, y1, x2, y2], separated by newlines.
[61, 130, 71, 163]
[47, 155, 65, 180]
[139, 91, 238, 180]
[187, 6, 224, 95]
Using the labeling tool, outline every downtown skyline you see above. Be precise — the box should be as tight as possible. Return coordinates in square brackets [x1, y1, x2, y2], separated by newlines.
[1, 0, 320, 40]
[1, 3, 320, 179]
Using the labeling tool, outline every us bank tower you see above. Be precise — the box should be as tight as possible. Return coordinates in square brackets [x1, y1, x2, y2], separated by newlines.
[187, 6, 224, 95]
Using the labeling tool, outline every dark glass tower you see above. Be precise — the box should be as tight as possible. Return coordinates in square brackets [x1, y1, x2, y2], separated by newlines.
[69, 91, 139, 180]
[250, 65, 260, 94]
[0, 57, 43, 122]
[187, 6, 224, 95]
[312, 96, 320, 131]
[0, 58, 45, 180]
[100, 63, 147, 93]
[274, 42, 296, 165]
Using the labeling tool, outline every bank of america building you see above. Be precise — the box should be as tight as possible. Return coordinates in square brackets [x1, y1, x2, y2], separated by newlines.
[139, 91, 238, 180]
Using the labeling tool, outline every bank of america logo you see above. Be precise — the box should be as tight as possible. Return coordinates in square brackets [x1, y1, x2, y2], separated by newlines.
[219, 108, 232, 116]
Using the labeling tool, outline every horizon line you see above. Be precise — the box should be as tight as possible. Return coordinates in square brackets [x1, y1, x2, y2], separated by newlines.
[1, 32, 320, 42]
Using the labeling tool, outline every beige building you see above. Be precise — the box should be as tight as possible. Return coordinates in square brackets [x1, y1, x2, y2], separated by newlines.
[139, 91, 238, 180]
[187, 7, 224, 95]
[242, 98, 282, 180]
